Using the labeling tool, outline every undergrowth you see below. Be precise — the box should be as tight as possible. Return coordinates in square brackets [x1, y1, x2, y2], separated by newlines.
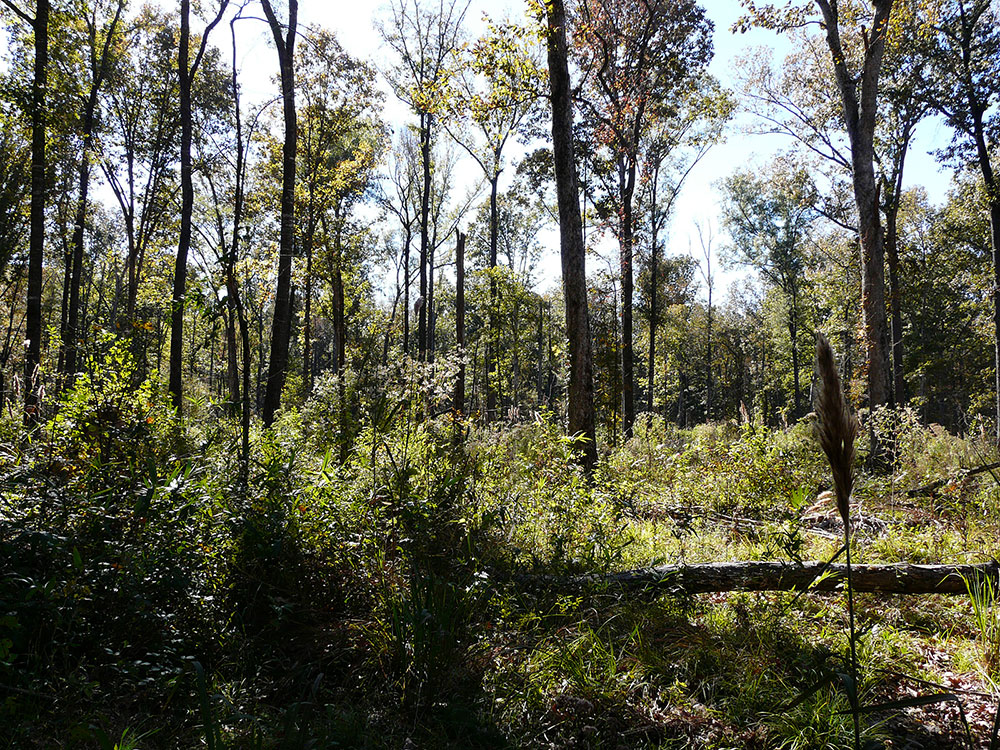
[1, 351, 998, 748]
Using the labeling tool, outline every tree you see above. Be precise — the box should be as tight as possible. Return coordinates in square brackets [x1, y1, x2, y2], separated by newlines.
[380, 129, 423, 356]
[574, 0, 714, 439]
[445, 16, 541, 419]
[544, 0, 597, 471]
[636, 80, 732, 416]
[380, 0, 469, 360]
[736, 0, 894, 431]
[57, 0, 125, 388]
[295, 27, 383, 395]
[101, 7, 182, 327]
[259, 0, 297, 426]
[720, 158, 819, 418]
[168, 0, 229, 412]
[920, 0, 1000, 440]
[1, 0, 49, 420]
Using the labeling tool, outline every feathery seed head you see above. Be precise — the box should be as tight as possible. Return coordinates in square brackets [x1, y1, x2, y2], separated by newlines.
[814, 333, 858, 527]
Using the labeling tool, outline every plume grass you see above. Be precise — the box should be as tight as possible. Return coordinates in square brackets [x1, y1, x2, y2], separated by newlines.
[814, 332, 861, 749]
[814, 333, 858, 528]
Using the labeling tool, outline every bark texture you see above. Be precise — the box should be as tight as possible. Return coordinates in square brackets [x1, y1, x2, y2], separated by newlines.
[815, 0, 893, 418]
[23, 0, 48, 420]
[545, 0, 597, 472]
[261, 0, 298, 426]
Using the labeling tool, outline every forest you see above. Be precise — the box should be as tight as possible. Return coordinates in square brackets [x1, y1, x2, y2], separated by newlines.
[1, 0, 1000, 747]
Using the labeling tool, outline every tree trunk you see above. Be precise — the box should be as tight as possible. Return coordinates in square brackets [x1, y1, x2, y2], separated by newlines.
[169, 0, 194, 412]
[789, 285, 800, 418]
[402, 229, 411, 354]
[302, 228, 313, 395]
[454, 231, 465, 416]
[965, 97, 1000, 443]
[261, 0, 298, 426]
[620, 161, 635, 439]
[61, 2, 123, 389]
[23, 0, 48, 421]
[417, 112, 432, 360]
[487, 173, 499, 420]
[546, 0, 597, 472]
[991, 199, 1000, 444]
[885, 201, 905, 404]
[706, 280, 713, 421]
[332, 229, 346, 376]
[513, 560, 1000, 596]
[883, 126, 911, 405]
[648, 235, 657, 416]
[537, 298, 545, 405]
[815, 0, 892, 424]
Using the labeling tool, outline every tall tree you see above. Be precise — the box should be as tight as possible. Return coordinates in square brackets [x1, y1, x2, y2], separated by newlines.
[544, 0, 597, 471]
[737, 0, 894, 429]
[58, 0, 125, 387]
[720, 158, 819, 418]
[637, 81, 731, 415]
[920, 0, 1000, 440]
[445, 17, 541, 419]
[575, 0, 713, 439]
[380, 0, 469, 360]
[101, 7, 182, 325]
[1, 0, 49, 420]
[259, 0, 297, 425]
[169, 0, 229, 411]
[295, 28, 383, 396]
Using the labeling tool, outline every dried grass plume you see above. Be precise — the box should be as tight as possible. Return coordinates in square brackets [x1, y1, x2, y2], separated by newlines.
[814, 333, 858, 527]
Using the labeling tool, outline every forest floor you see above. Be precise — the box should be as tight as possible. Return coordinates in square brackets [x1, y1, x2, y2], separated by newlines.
[2, 391, 999, 748]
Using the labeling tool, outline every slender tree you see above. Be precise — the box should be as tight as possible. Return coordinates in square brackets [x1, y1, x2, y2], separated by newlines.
[59, 0, 125, 387]
[169, 0, 229, 411]
[380, 0, 469, 360]
[445, 17, 541, 418]
[575, 0, 713, 439]
[720, 159, 819, 418]
[260, 0, 297, 425]
[920, 0, 1000, 440]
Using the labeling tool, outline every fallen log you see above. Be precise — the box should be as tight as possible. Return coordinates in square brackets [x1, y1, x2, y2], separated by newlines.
[906, 461, 1000, 497]
[513, 560, 1000, 595]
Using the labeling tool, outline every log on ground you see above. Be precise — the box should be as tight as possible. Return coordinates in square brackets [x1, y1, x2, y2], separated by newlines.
[513, 560, 1000, 595]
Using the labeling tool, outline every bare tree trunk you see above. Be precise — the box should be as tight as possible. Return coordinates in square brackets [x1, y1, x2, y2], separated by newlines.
[417, 112, 431, 360]
[261, 0, 298, 425]
[486, 174, 499, 420]
[546, 0, 597, 472]
[789, 284, 801, 418]
[883, 130, 911, 405]
[23, 0, 48, 421]
[815, 0, 892, 427]
[302, 228, 313, 395]
[620, 161, 636, 439]
[402, 230, 411, 354]
[61, 3, 124, 389]
[170, 0, 228, 413]
[454, 231, 465, 416]
[169, 0, 194, 412]
[537, 298, 545, 405]
[884, 206, 904, 405]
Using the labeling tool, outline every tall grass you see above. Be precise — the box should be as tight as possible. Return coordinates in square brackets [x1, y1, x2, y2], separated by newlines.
[814, 333, 861, 749]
